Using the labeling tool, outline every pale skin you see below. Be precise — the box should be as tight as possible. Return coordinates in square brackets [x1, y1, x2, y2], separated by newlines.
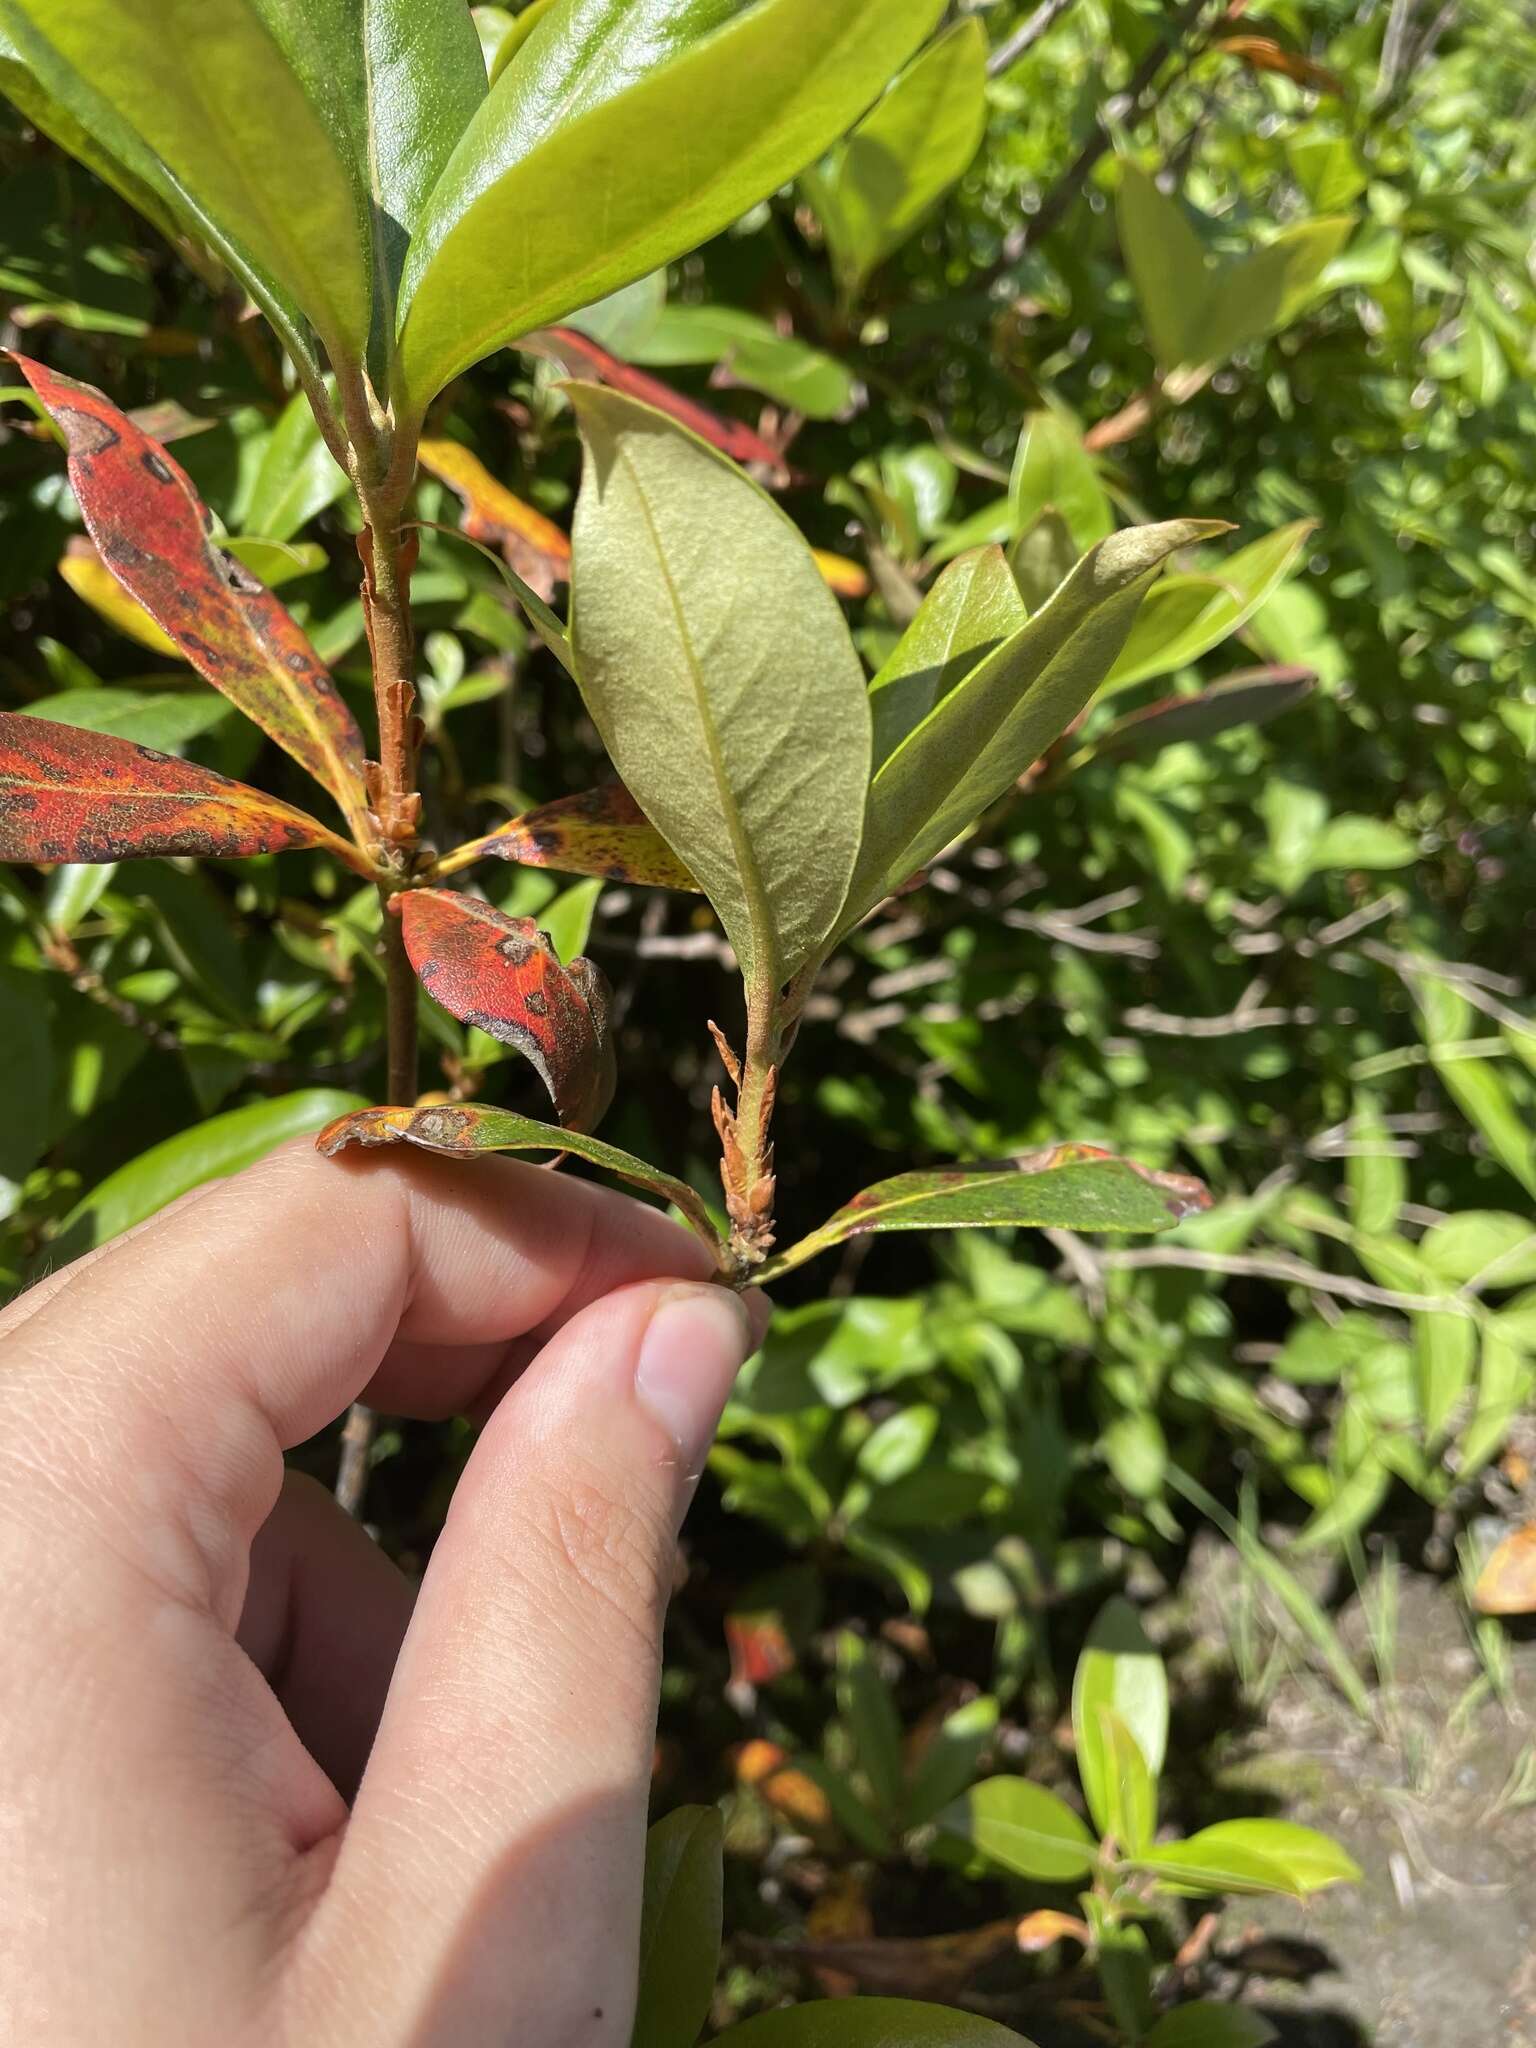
[0, 1139, 767, 2047]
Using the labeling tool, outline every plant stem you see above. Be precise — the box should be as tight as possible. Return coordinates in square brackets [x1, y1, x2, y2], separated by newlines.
[716, 966, 815, 1280]
[336, 461, 423, 1516]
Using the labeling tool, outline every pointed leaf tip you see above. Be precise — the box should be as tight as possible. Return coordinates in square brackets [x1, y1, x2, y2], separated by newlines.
[400, 888, 615, 1132]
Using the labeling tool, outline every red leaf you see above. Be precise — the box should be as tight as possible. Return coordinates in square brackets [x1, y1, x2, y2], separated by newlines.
[527, 327, 790, 473]
[400, 888, 616, 1131]
[417, 437, 571, 601]
[0, 712, 357, 866]
[9, 354, 369, 830]
[440, 783, 698, 890]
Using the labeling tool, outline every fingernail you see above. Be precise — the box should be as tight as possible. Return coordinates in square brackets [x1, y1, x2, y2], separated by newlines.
[635, 1284, 754, 1469]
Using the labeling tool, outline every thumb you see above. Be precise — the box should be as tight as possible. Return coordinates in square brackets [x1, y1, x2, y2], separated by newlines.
[300, 1278, 762, 2046]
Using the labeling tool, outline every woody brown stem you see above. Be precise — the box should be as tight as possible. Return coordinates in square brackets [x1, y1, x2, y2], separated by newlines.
[713, 968, 815, 1281]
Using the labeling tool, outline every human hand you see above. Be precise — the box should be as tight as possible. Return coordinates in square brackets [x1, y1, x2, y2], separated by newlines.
[0, 1140, 765, 2046]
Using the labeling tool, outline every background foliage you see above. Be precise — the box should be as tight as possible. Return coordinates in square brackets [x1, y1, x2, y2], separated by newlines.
[1, 0, 1533, 2041]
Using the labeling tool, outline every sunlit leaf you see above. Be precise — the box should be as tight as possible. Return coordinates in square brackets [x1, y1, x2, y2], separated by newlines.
[316, 1099, 725, 1264]
[238, 387, 350, 543]
[839, 520, 1228, 934]
[814, 551, 871, 599]
[1009, 410, 1114, 554]
[399, 887, 615, 1132]
[395, 0, 946, 410]
[57, 540, 184, 657]
[938, 1776, 1098, 1883]
[803, 16, 988, 300]
[762, 1146, 1211, 1282]
[418, 436, 572, 595]
[633, 303, 857, 420]
[1472, 1523, 1536, 1616]
[1133, 1819, 1360, 1898]
[0, 712, 361, 868]
[1072, 1597, 1168, 1837]
[569, 386, 870, 994]
[1103, 524, 1315, 693]
[13, 355, 370, 832]
[441, 783, 698, 891]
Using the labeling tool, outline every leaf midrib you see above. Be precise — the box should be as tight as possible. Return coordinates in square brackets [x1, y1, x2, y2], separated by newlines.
[618, 441, 776, 986]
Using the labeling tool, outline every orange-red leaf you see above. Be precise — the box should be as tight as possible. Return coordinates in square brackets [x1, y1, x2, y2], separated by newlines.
[0, 712, 353, 865]
[400, 888, 616, 1131]
[10, 354, 368, 831]
[1472, 1524, 1536, 1616]
[814, 549, 872, 600]
[528, 326, 790, 472]
[441, 783, 698, 890]
[1214, 35, 1346, 94]
[417, 437, 572, 601]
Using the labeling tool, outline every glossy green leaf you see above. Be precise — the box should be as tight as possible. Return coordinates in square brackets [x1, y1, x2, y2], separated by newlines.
[839, 520, 1226, 932]
[316, 1100, 726, 1267]
[837, 1631, 905, 1824]
[715, 2001, 1036, 2047]
[803, 16, 988, 299]
[396, 0, 946, 410]
[938, 1775, 1097, 1883]
[632, 304, 856, 419]
[1103, 522, 1314, 693]
[1146, 2003, 1278, 2048]
[904, 1694, 999, 1830]
[633, 1807, 723, 2048]
[1008, 410, 1114, 555]
[48, 1089, 365, 1265]
[1072, 1597, 1167, 1838]
[568, 387, 870, 993]
[1116, 161, 1212, 376]
[253, 0, 486, 312]
[1135, 1819, 1360, 1898]
[868, 545, 1026, 767]
[3, 0, 371, 368]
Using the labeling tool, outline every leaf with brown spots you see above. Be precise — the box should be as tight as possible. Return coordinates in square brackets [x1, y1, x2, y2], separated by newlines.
[9, 354, 369, 834]
[0, 712, 366, 869]
[1472, 1524, 1536, 1616]
[527, 326, 790, 473]
[316, 1100, 725, 1266]
[417, 437, 572, 602]
[437, 783, 698, 890]
[757, 1143, 1211, 1282]
[399, 888, 616, 1132]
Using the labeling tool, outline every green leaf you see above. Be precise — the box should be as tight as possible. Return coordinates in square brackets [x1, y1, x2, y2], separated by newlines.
[763, 1148, 1207, 1282]
[839, 519, 1224, 932]
[27, 688, 231, 754]
[632, 1807, 723, 2048]
[868, 545, 1026, 768]
[1086, 665, 1315, 767]
[803, 16, 988, 300]
[1072, 1596, 1168, 1836]
[903, 1694, 999, 1830]
[1134, 1820, 1360, 1898]
[836, 1631, 905, 1825]
[1116, 161, 1213, 376]
[314, 1100, 726, 1267]
[0, 963, 53, 1199]
[1414, 975, 1536, 1197]
[1422, 1213, 1536, 1288]
[714, 2001, 1036, 2047]
[4, 0, 372, 369]
[1414, 1308, 1476, 1441]
[1008, 410, 1114, 555]
[396, 0, 946, 411]
[632, 304, 856, 420]
[938, 1775, 1098, 1883]
[239, 389, 350, 543]
[1103, 522, 1314, 693]
[1346, 1091, 1406, 1235]
[47, 1089, 365, 1265]
[1089, 1705, 1157, 1857]
[1146, 2002, 1278, 2048]
[1309, 815, 1417, 872]
[1008, 509, 1077, 613]
[254, 0, 486, 312]
[1200, 218, 1356, 367]
[568, 386, 870, 993]
[856, 1403, 939, 1484]
[1460, 1325, 1534, 1476]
